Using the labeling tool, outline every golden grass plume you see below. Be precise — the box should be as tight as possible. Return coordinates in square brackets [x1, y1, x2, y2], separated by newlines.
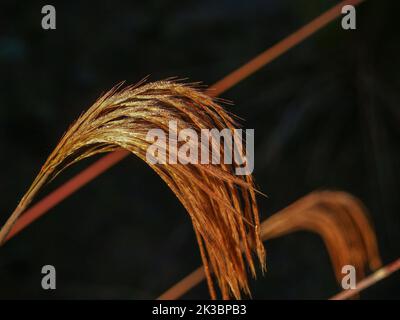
[0, 79, 265, 299]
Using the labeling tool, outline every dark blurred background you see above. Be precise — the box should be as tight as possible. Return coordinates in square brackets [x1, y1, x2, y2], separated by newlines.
[0, 0, 399, 299]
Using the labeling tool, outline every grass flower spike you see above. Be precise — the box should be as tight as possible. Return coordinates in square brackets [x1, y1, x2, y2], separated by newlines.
[0, 80, 266, 299]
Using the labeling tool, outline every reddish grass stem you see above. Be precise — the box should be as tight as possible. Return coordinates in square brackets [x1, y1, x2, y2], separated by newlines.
[159, 257, 400, 300]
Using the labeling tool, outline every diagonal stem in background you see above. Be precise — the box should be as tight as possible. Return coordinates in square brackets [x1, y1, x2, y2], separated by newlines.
[330, 258, 400, 300]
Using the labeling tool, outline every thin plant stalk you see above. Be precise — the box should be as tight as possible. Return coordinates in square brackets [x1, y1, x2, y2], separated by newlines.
[0, 80, 265, 299]
[1, 0, 366, 247]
